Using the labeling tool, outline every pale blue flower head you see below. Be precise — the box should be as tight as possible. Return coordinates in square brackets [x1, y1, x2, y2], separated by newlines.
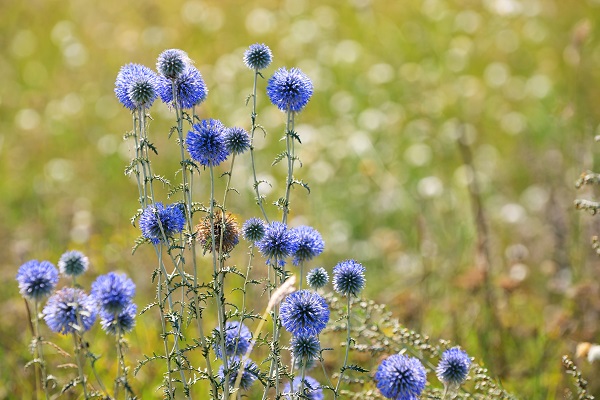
[186, 119, 229, 167]
[332, 259, 366, 297]
[436, 347, 471, 388]
[100, 302, 137, 335]
[157, 65, 208, 109]
[291, 334, 320, 365]
[242, 218, 267, 242]
[139, 202, 185, 244]
[114, 63, 159, 110]
[292, 226, 324, 265]
[16, 260, 59, 301]
[91, 272, 135, 314]
[224, 127, 250, 155]
[213, 321, 252, 359]
[218, 357, 260, 391]
[43, 287, 97, 335]
[280, 290, 329, 337]
[58, 250, 89, 277]
[283, 376, 323, 400]
[375, 353, 427, 400]
[243, 43, 272, 70]
[267, 67, 313, 112]
[307, 267, 329, 290]
[156, 49, 191, 80]
[256, 222, 299, 264]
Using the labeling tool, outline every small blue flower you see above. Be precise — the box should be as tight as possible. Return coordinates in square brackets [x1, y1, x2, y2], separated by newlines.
[43, 287, 97, 335]
[256, 222, 298, 264]
[283, 376, 323, 400]
[91, 272, 135, 314]
[375, 353, 427, 400]
[280, 290, 329, 337]
[267, 67, 313, 112]
[306, 267, 329, 290]
[292, 226, 324, 265]
[157, 65, 208, 109]
[114, 63, 159, 110]
[242, 218, 266, 242]
[58, 250, 89, 277]
[100, 302, 137, 335]
[224, 127, 251, 155]
[139, 202, 186, 244]
[291, 334, 320, 364]
[156, 49, 191, 80]
[186, 119, 229, 167]
[243, 43, 273, 70]
[436, 347, 471, 388]
[218, 357, 260, 390]
[16, 260, 59, 301]
[332, 259, 366, 297]
[213, 321, 252, 359]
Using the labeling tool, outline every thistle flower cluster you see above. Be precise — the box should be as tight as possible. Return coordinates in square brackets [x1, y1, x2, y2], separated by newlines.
[91, 272, 137, 335]
[139, 202, 186, 244]
[213, 321, 252, 359]
[16, 260, 59, 301]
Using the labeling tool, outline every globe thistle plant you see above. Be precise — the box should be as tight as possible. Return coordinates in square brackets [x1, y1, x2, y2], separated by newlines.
[157, 65, 208, 109]
[156, 49, 191, 80]
[195, 211, 240, 254]
[292, 225, 324, 265]
[283, 376, 323, 400]
[307, 267, 329, 290]
[213, 321, 252, 359]
[224, 127, 251, 155]
[16, 260, 59, 301]
[280, 290, 330, 337]
[218, 357, 260, 391]
[375, 353, 427, 400]
[114, 63, 159, 110]
[43, 287, 97, 335]
[58, 250, 89, 277]
[256, 221, 299, 264]
[291, 334, 320, 367]
[243, 43, 273, 70]
[266, 67, 313, 112]
[91, 272, 136, 314]
[186, 118, 230, 167]
[436, 347, 471, 390]
[332, 259, 366, 297]
[100, 301, 137, 335]
[242, 217, 266, 242]
[139, 202, 186, 244]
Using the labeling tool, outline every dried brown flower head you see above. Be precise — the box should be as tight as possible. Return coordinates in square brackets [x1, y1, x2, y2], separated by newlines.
[195, 211, 240, 254]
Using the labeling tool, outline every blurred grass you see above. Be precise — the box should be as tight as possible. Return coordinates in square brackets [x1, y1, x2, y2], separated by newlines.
[2, 0, 600, 398]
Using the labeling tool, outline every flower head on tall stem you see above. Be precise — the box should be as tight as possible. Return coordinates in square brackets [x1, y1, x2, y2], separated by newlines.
[283, 376, 323, 400]
[280, 289, 329, 337]
[242, 218, 267, 242]
[306, 267, 328, 290]
[291, 226, 324, 265]
[157, 65, 208, 109]
[219, 357, 260, 391]
[375, 353, 427, 400]
[43, 287, 97, 335]
[91, 272, 136, 314]
[100, 301, 137, 335]
[212, 321, 252, 359]
[156, 49, 191, 80]
[436, 347, 471, 389]
[244, 43, 273, 70]
[332, 259, 366, 297]
[196, 211, 239, 254]
[256, 221, 298, 265]
[224, 127, 251, 155]
[186, 119, 229, 167]
[291, 334, 320, 367]
[267, 67, 313, 112]
[139, 202, 185, 244]
[58, 250, 89, 277]
[114, 63, 159, 110]
[16, 260, 59, 301]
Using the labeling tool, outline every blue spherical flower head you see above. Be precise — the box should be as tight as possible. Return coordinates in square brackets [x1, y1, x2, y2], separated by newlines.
[218, 357, 260, 391]
[243, 43, 273, 70]
[16, 260, 59, 301]
[156, 49, 191, 80]
[306, 267, 329, 290]
[100, 302, 137, 335]
[332, 259, 366, 297]
[139, 202, 186, 244]
[186, 119, 229, 167]
[43, 287, 97, 335]
[291, 334, 320, 366]
[292, 226, 324, 265]
[58, 250, 89, 277]
[267, 67, 313, 112]
[436, 347, 471, 389]
[224, 127, 251, 155]
[280, 290, 329, 336]
[256, 222, 299, 264]
[283, 376, 323, 400]
[242, 218, 267, 242]
[375, 353, 427, 400]
[91, 272, 136, 314]
[157, 65, 208, 109]
[213, 321, 252, 359]
[115, 63, 159, 110]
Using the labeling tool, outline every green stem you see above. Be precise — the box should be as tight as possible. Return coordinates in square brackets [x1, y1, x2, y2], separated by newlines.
[72, 332, 89, 399]
[282, 109, 295, 225]
[156, 246, 175, 399]
[33, 300, 50, 400]
[334, 296, 352, 398]
[249, 69, 270, 222]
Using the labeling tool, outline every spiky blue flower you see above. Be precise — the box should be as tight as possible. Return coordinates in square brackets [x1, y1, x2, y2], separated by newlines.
[332, 259, 366, 297]
[156, 49, 191, 80]
[139, 202, 186, 244]
[436, 347, 471, 388]
[157, 65, 208, 109]
[306, 267, 329, 290]
[375, 354, 427, 400]
[243, 43, 273, 70]
[91, 272, 136, 314]
[114, 63, 159, 110]
[224, 127, 250, 155]
[16, 260, 59, 301]
[283, 376, 323, 400]
[100, 302, 137, 335]
[292, 226, 324, 265]
[256, 222, 298, 264]
[267, 67, 313, 112]
[213, 321, 252, 359]
[43, 287, 97, 335]
[218, 357, 260, 391]
[242, 218, 267, 242]
[280, 290, 329, 337]
[291, 334, 320, 364]
[58, 250, 89, 277]
[186, 119, 229, 167]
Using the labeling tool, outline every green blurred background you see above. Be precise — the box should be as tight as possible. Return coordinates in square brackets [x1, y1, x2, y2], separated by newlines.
[2, 0, 600, 398]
